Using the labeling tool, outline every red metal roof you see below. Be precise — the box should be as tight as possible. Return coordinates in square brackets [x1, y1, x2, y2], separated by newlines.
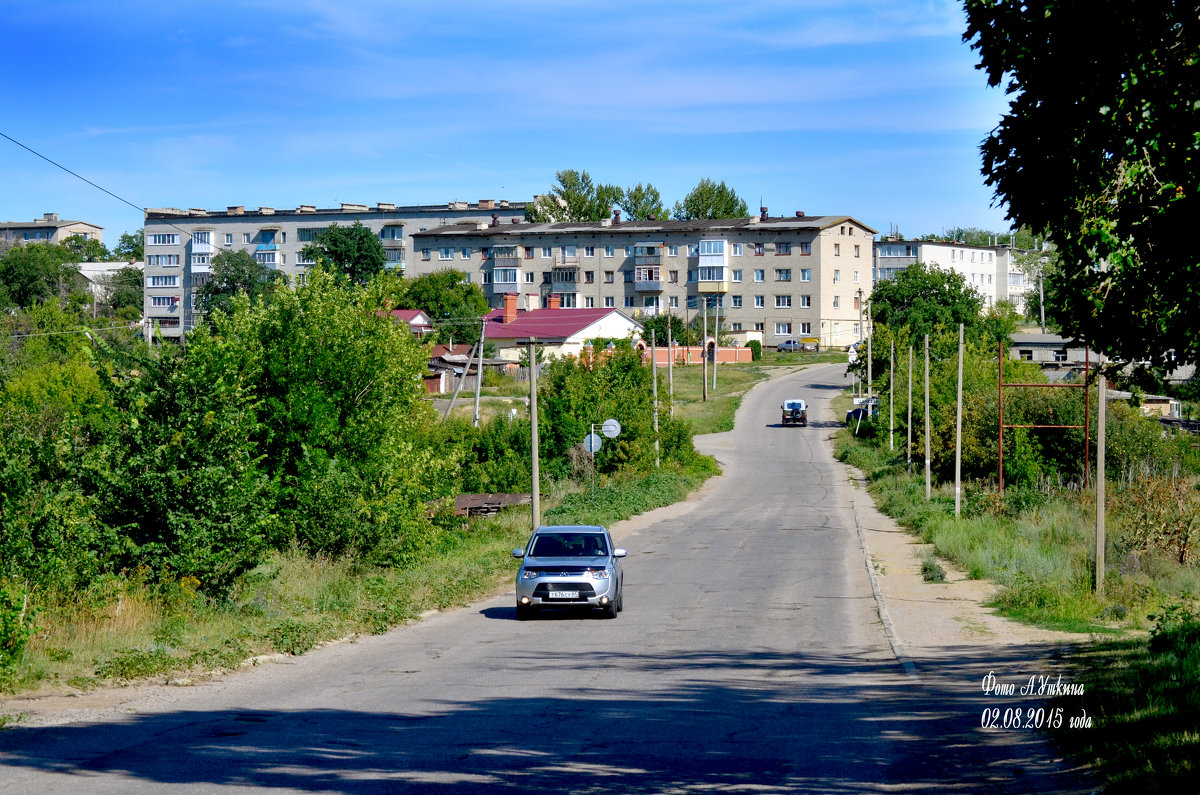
[483, 307, 632, 340]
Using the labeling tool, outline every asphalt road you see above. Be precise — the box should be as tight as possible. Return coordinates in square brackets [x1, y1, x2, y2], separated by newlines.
[0, 363, 1090, 793]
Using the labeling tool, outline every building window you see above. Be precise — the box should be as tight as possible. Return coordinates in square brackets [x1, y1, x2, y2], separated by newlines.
[833, 295, 841, 308]
[541, 247, 552, 258]
[146, 254, 180, 267]
[775, 269, 791, 282]
[668, 245, 678, 257]
[776, 242, 791, 255]
[525, 270, 535, 283]
[669, 296, 679, 308]
[669, 270, 679, 283]
[624, 296, 634, 308]
[439, 248, 454, 260]
[192, 231, 210, 245]
[605, 296, 615, 308]
[732, 269, 743, 282]
[687, 244, 698, 257]
[584, 271, 594, 284]
[854, 245, 861, 258]
[833, 269, 841, 283]
[605, 245, 615, 258]
[150, 296, 177, 307]
[585, 246, 595, 257]
[422, 249, 431, 261]
[481, 271, 491, 284]
[542, 271, 552, 283]
[146, 275, 179, 287]
[840, 226, 846, 235]
[754, 269, 764, 282]
[191, 254, 210, 267]
[605, 271, 615, 283]
[853, 270, 860, 283]
[733, 243, 743, 256]
[799, 242, 811, 255]
[225, 233, 233, 245]
[732, 322, 742, 331]
[800, 294, 811, 308]
[800, 322, 811, 335]
[731, 295, 743, 308]
[754, 243, 765, 256]
[800, 269, 812, 282]
[461, 247, 472, 259]
[834, 243, 840, 256]
[147, 233, 179, 245]
[559, 293, 577, 308]
[493, 268, 518, 285]
[625, 246, 634, 257]
[754, 295, 765, 308]
[775, 322, 792, 335]
[585, 296, 594, 307]
[524, 246, 534, 259]
[776, 295, 792, 308]
[243, 233, 251, 244]
[754, 322, 765, 331]
[699, 240, 724, 255]
[624, 270, 634, 283]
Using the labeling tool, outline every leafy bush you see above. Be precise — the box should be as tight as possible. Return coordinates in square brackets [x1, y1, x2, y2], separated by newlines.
[94, 647, 174, 682]
[267, 619, 322, 656]
[0, 584, 35, 680]
[747, 340, 762, 361]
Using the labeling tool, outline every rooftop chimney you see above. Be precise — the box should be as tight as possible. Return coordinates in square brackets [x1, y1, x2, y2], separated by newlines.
[795, 211, 805, 218]
[502, 292, 518, 324]
[228, 206, 244, 215]
[43, 212, 59, 222]
[760, 206, 769, 222]
[613, 209, 621, 225]
[511, 218, 520, 224]
[647, 214, 656, 221]
[479, 199, 495, 210]
[491, 212, 499, 228]
[548, 295, 562, 310]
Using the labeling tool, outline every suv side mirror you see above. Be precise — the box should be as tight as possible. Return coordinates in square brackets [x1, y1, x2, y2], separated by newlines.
[613, 548, 627, 558]
[511, 549, 526, 559]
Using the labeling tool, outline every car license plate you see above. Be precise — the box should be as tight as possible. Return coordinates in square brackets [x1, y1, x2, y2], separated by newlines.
[548, 591, 579, 599]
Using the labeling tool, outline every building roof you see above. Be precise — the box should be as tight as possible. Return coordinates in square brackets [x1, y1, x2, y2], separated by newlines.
[1010, 332, 1080, 346]
[483, 307, 640, 341]
[145, 200, 526, 221]
[413, 214, 877, 240]
[386, 308, 432, 327]
[0, 218, 102, 231]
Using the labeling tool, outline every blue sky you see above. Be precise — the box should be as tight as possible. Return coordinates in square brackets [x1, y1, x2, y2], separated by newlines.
[1, 0, 1013, 243]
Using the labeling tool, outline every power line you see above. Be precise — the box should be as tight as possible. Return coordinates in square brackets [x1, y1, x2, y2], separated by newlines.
[1, 131, 146, 217]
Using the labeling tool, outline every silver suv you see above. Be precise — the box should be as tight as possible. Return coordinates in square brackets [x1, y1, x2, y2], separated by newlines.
[512, 525, 626, 619]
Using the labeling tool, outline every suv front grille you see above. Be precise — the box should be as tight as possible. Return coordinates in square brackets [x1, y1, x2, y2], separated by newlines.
[533, 582, 597, 601]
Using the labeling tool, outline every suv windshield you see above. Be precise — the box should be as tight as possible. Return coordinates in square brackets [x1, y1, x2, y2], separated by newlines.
[532, 533, 608, 557]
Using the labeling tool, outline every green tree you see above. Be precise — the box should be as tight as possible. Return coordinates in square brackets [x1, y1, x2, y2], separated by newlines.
[619, 182, 666, 221]
[300, 220, 386, 284]
[638, 314, 687, 347]
[526, 169, 622, 223]
[0, 243, 84, 309]
[112, 229, 144, 262]
[398, 268, 490, 346]
[100, 266, 145, 318]
[869, 262, 984, 340]
[965, 0, 1200, 367]
[63, 236, 111, 262]
[196, 249, 276, 318]
[671, 178, 749, 220]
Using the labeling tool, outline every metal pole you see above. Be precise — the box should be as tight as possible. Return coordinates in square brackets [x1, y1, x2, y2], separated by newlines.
[651, 329, 660, 468]
[442, 338, 480, 420]
[889, 340, 894, 451]
[907, 345, 913, 465]
[866, 301, 872, 401]
[999, 338, 1005, 495]
[925, 334, 931, 501]
[711, 302, 718, 392]
[590, 422, 596, 495]
[667, 312, 675, 418]
[472, 319, 485, 427]
[1096, 371, 1106, 595]
[955, 323, 963, 519]
[529, 338, 540, 532]
[1084, 347, 1091, 488]
[1039, 269, 1046, 334]
[702, 299, 708, 403]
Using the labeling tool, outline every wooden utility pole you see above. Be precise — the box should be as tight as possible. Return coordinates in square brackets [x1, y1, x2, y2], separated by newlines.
[651, 329, 660, 468]
[472, 319, 486, 427]
[907, 345, 913, 465]
[889, 340, 894, 451]
[925, 334, 931, 501]
[529, 338, 540, 533]
[701, 300, 708, 402]
[667, 312, 675, 418]
[955, 323, 964, 518]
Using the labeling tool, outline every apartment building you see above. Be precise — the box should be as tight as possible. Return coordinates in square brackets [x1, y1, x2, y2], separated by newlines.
[0, 213, 103, 247]
[411, 209, 876, 349]
[872, 238, 1029, 313]
[141, 200, 525, 338]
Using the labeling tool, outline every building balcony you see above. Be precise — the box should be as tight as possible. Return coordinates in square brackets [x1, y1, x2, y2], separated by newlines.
[191, 241, 213, 255]
[256, 243, 279, 251]
[635, 254, 661, 267]
[634, 278, 662, 292]
[492, 256, 522, 269]
[555, 254, 580, 267]
[696, 279, 730, 294]
[489, 282, 521, 294]
[551, 279, 580, 293]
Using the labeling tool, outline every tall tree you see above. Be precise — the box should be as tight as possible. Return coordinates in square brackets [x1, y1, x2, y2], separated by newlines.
[196, 249, 276, 318]
[300, 220, 386, 284]
[671, 179, 749, 220]
[113, 229, 144, 262]
[869, 262, 984, 340]
[63, 236, 111, 262]
[619, 182, 666, 221]
[0, 243, 83, 309]
[965, 0, 1200, 367]
[398, 268, 490, 345]
[526, 169, 622, 223]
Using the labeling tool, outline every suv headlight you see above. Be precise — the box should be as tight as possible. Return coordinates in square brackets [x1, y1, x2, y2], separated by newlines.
[521, 570, 541, 579]
[589, 568, 610, 579]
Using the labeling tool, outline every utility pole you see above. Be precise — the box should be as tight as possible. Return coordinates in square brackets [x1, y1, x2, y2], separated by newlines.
[529, 338, 540, 533]
[907, 345, 913, 465]
[889, 340, 894, 451]
[472, 319, 486, 427]
[711, 300, 718, 393]
[1096, 372, 1106, 595]
[701, 298, 708, 402]
[925, 334, 931, 501]
[667, 311, 675, 418]
[955, 323, 964, 518]
[651, 329, 660, 468]
[866, 300, 872, 400]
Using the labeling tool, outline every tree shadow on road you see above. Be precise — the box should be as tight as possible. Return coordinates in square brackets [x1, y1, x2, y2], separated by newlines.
[0, 643, 1095, 793]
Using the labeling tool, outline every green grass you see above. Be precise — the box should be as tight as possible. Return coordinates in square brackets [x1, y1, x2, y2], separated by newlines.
[2, 463, 717, 699]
